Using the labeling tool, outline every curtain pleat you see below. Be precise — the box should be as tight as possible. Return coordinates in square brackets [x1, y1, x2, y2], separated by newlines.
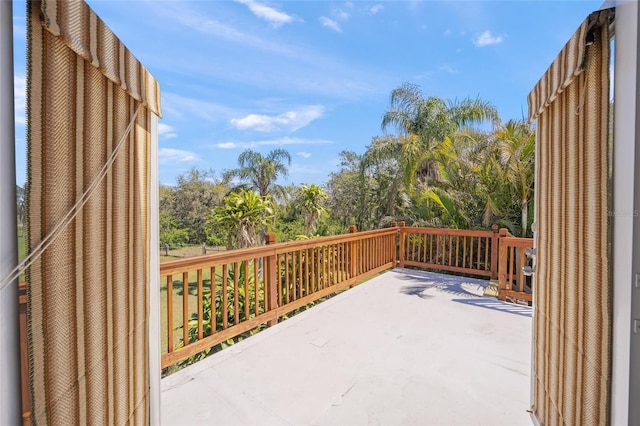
[528, 9, 613, 426]
[26, 1, 160, 424]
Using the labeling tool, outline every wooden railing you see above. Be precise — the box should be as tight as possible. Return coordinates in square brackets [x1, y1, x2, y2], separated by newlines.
[17, 223, 534, 400]
[497, 229, 534, 302]
[399, 223, 500, 279]
[159, 227, 398, 369]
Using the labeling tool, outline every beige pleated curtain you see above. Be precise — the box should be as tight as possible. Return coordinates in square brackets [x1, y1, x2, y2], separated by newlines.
[26, 0, 161, 424]
[528, 8, 613, 425]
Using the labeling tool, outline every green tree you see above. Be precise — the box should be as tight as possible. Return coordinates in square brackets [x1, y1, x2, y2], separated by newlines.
[210, 190, 274, 249]
[166, 169, 227, 244]
[224, 149, 292, 199]
[296, 184, 328, 236]
[494, 120, 535, 236]
[381, 83, 499, 188]
[325, 151, 373, 231]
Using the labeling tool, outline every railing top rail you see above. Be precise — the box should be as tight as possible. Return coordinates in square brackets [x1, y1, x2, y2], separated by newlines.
[401, 226, 495, 238]
[160, 227, 398, 276]
[500, 236, 533, 247]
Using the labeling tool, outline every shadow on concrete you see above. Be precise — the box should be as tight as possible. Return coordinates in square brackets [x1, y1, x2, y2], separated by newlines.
[395, 268, 488, 299]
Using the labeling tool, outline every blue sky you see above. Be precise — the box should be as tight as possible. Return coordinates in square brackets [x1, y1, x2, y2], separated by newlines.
[12, 0, 602, 187]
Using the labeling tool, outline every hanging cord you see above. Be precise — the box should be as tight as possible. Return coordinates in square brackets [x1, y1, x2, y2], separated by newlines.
[0, 104, 142, 293]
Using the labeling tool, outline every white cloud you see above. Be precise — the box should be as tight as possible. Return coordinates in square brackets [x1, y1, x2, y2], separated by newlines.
[14, 76, 25, 126]
[215, 136, 333, 150]
[473, 30, 504, 47]
[217, 142, 238, 149]
[158, 123, 177, 139]
[162, 92, 238, 123]
[369, 4, 384, 15]
[297, 152, 312, 159]
[231, 105, 325, 133]
[158, 148, 201, 164]
[319, 17, 342, 33]
[235, 0, 294, 27]
[333, 9, 350, 21]
[439, 64, 460, 74]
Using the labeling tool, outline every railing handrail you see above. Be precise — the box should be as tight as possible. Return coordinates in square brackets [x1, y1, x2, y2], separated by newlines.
[160, 227, 398, 276]
[399, 226, 495, 238]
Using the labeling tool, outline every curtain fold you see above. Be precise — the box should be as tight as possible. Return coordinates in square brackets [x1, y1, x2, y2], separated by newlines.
[26, 1, 160, 424]
[528, 9, 613, 426]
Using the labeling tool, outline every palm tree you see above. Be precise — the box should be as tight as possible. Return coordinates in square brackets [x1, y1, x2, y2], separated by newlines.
[224, 149, 292, 199]
[494, 120, 535, 236]
[209, 190, 274, 249]
[296, 184, 328, 236]
[381, 83, 500, 188]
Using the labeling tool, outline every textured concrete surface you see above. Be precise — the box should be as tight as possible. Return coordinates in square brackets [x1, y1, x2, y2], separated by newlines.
[161, 269, 533, 425]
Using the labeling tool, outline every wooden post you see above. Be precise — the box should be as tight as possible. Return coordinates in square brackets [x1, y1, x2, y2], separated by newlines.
[265, 233, 278, 326]
[399, 221, 406, 268]
[497, 228, 509, 301]
[349, 225, 357, 287]
[490, 224, 499, 280]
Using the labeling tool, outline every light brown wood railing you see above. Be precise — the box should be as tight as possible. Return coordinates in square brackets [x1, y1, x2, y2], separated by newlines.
[159, 226, 398, 369]
[399, 223, 500, 279]
[497, 229, 534, 302]
[17, 223, 529, 397]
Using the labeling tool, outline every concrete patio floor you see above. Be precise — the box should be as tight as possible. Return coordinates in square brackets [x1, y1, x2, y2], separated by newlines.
[161, 268, 533, 426]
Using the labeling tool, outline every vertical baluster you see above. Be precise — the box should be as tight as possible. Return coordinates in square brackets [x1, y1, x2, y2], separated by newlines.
[182, 271, 189, 346]
[519, 247, 527, 292]
[484, 237, 490, 271]
[211, 266, 216, 333]
[463, 236, 467, 269]
[243, 260, 249, 321]
[429, 234, 433, 264]
[222, 264, 228, 329]
[335, 244, 340, 283]
[197, 269, 203, 341]
[167, 275, 173, 353]
[233, 262, 239, 325]
[298, 249, 304, 295]
[254, 259, 259, 317]
[448, 235, 453, 266]
[476, 236, 481, 271]
[284, 253, 290, 304]
[509, 247, 515, 290]
[310, 247, 316, 293]
[469, 237, 474, 270]
[304, 249, 313, 294]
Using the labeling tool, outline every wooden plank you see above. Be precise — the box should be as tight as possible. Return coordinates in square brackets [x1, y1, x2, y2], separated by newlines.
[243, 260, 249, 321]
[211, 266, 216, 333]
[167, 275, 173, 353]
[499, 289, 533, 302]
[222, 264, 228, 330]
[183, 271, 189, 346]
[233, 262, 239, 325]
[462, 236, 467, 269]
[197, 269, 203, 341]
[254, 259, 259, 317]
